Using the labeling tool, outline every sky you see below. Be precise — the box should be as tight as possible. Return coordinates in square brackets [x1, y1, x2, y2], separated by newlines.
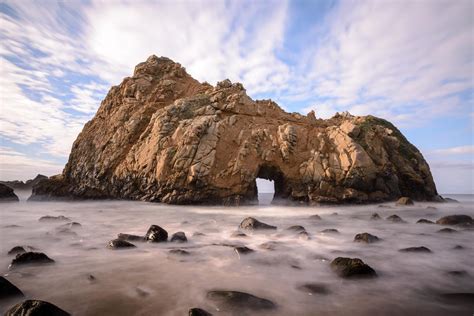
[0, 0, 473, 194]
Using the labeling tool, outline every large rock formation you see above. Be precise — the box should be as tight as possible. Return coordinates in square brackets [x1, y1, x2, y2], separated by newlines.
[30, 56, 439, 205]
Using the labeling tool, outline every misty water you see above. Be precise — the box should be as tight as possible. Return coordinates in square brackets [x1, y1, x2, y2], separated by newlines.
[1, 191, 473, 315]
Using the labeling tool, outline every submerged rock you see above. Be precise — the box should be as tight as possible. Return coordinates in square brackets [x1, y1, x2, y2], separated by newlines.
[0, 276, 24, 299]
[107, 239, 136, 249]
[296, 283, 330, 295]
[330, 257, 377, 278]
[145, 225, 168, 242]
[38, 215, 71, 222]
[4, 299, 70, 316]
[9, 252, 54, 269]
[234, 246, 254, 255]
[386, 214, 406, 223]
[370, 213, 381, 220]
[320, 228, 339, 234]
[417, 219, 435, 224]
[309, 214, 322, 220]
[230, 231, 247, 238]
[396, 197, 414, 205]
[239, 217, 276, 231]
[189, 308, 213, 316]
[57, 222, 82, 229]
[259, 241, 283, 251]
[399, 246, 432, 253]
[354, 233, 380, 243]
[117, 233, 145, 241]
[298, 231, 311, 240]
[206, 290, 276, 311]
[170, 231, 187, 243]
[436, 215, 473, 226]
[286, 225, 306, 233]
[7, 246, 35, 256]
[437, 228, 458, 233]
[169, 249, 190, 256]
[0, 184, 19, 202]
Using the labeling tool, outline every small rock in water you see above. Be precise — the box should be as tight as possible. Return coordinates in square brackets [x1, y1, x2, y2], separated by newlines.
[320, 228, 339, 234]
[426, 206, 437, 210]
[370, 213, 381, 220]
[117, 233, 145, 241]
[4, 299, 70, 316]
[309, 214, 322, 220]
[330, 257, 377, 278]
[259, 241, 282, 251]
[192, 232, 206, 237]
[437, 228, 458, 233]
[453, 245, 464, 250]
[386, 214, 406, 223]
[169, 249, 191, 256]
[286, 225, 306, 233]
[107, 239, 136, 249]
[436, 215, 473, 226]
[239, 217, 277, 231]
[396, 197, 414, 205]
[136, 287, 150, 297]
[230, 231, 247, 238]
[7, 246, 34, 256]
[145, 225, 168, 242]
[39, 215, 71, 222]
[0, 276, 24, 299]
[298, 231, 311, 240]
[87, 275, 96, 282]
[234, 246, 254, 255]
[206, 290, 276, 311]
[417, 219, 435, 224]
[354, 233, 380, 243]
[170, 231, 188, 243]
[330, 212, 338, 216]
[296, 283, 330, 295]
[189, 307, 213, 316]
[9, 252, 54, 269]
[399, 246, 432, 253]
[57, 222, 82, 230]
[446, 270, 468, 277]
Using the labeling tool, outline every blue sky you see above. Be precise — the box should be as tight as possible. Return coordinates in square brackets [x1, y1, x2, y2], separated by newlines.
[0, 0, 473, 194]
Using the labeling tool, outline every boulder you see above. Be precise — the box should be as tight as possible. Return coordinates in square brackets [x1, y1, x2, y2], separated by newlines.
[145, 225, 168, 242]
[330, 257, 377, 278]
[9, 252, 54, 269]
[309, 214, 322, 220]
[7, 246, 35, 256]
[296, 283, 330, 295]
[298, 231, 311, 240]
[417, 219, 435, 224]
[396, 197, 414, 205]
[0, 276, 24, 299]
[386, 214, 406, 223]
[38, 215, 71, 222]
[189, 308, 213, 316]
[206, 290, 276, 311]
[234, 246, 254, 255]
[107, 239, 136, 249]
[370, 213, 381, 220]
[170, 231, 187, 243]
[436, 215, 473, 226]
[0, 184, 19, 202]
[239, 217, 276, 231]
[399, 246, 431, 253]
[354, 233, 380, 243]
[4, 299, 70, 316]
[285, 225, 306, 233]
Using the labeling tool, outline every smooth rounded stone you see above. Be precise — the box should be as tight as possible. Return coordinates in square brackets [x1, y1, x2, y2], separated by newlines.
[446, 270, 468, 277]
[437, 228, 458, 233]
[296, 283, 330, 295]
[234, 246, 254, 255]
[399, 246, 432, 253]
[396, 197, 414, 205]
[0, 184, 19, 202]
[436, 215, 473, 226]
[370, 213, 381, 220]
[417, 219, 435, 224]
[354, 233, 380, 243]
[386, 214, 406, 223]
[38, 215, 71, 222]
[259, 241, 284, 251]
[170, 231, 188, 243]
[230, 231, 247, 238]
[298, 231, 311, 240]
[239, 217, 276, 231]
[330, 257, 377, 278]
[10, 252, 54, 269]
[7, 246, 35, 256]
[286, 225, 306, 233]
[107, 239, 136, 249]
[206, 290, 276, 311]
[309, 214, 322, 220]
[4, 299, 70, 316]
[117, 233, 145, 241]
[426, 206, 437, 210]
[192, 232, 206, 237]
[189, 307, 213, 316]
[168, 249, 191, 256]
[320, 228, 339, 234]
[145, 225, 168, 242]
[0, 276, 24, 299]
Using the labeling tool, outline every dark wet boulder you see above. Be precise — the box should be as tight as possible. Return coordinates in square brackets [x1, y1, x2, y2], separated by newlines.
[309, 214, 322, 220]
[230, 231, 247, 238]
[417, 219, 435, 224]
[169, 249, 190, 256]
[145, 225, 168, 242]
[0, 184, 19, 202]
[436, 215, 473, 226]
[320, 228, 339, 234]
[189, 308, 213, 316]
[170, 231, 187, 243]
[399, 246, 431, 253]
[396, 197, 414, 205]
[117, 233, 144, 241]
[206, 290, 276, 311]
[354, 233, 380, 243]
[386, 214, 406, 223]
[7, 246, 35, 256]
[234, 246, 254, 255]
[438, 228, 458, 233]
[4, 299, 70, 316]
[296, 283, 330, 295]
[239, 217, 276, 231]
[9, 252, 54, 269]
[0, 276, 24, 300]
[107, 239, 136, 249]
[370, 213, 381, 220]
[330, 257, 377, 278]
[286, 225, 306, 233]
[38, 215, 71, 222]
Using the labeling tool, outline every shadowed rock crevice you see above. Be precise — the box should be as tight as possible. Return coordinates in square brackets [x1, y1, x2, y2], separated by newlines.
[30, 55, 439, 205]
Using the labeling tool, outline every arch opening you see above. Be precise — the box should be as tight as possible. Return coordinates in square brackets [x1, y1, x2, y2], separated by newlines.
[254, 164, 288, 205]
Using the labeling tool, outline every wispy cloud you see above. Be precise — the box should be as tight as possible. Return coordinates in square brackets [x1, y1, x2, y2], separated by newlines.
[431, 145, 474, 155]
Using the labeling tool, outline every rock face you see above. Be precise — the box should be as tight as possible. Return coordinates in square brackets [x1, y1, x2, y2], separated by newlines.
[30, 55, 439, 205]
[4, 299, 70, 316]
[0, 184, 19, 202]
[0, 276, 24, 299]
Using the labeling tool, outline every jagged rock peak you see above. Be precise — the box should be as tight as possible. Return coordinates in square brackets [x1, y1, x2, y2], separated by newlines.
[30, 55, 440, 205]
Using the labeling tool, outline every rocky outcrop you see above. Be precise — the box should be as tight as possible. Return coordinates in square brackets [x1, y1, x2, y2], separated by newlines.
[1, 174, 47, 191]
[30, 55, 439, 205]
[0, 184, 19, 202]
